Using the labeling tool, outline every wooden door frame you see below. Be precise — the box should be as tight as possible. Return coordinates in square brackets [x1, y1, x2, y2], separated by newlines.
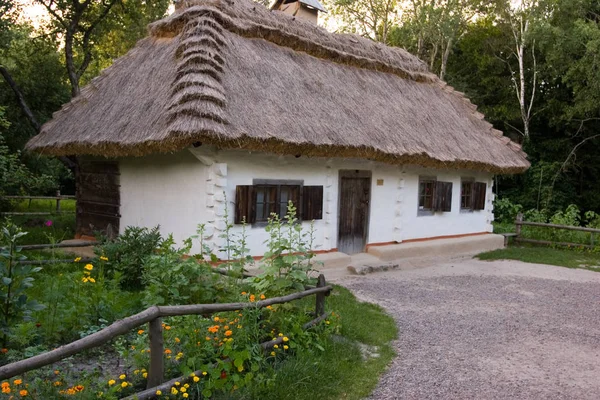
[337, 170, 372, 253]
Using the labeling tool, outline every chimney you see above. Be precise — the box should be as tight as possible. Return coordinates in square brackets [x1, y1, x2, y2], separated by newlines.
[270, 0, 327, 24]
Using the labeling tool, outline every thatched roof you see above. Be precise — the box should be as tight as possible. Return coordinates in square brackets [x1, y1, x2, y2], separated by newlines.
[26, 0, 529, 173]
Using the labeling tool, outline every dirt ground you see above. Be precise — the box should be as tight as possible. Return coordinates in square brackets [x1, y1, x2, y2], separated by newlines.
[339, 258, 600, 400]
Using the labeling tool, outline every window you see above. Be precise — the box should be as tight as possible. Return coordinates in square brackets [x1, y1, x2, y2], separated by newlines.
[461, 179, 474, 210]
[418, 177, 453, 215]
[235, 181, 323, 224]
[460, 180, 487, 211]
[418, 177, 436, 212]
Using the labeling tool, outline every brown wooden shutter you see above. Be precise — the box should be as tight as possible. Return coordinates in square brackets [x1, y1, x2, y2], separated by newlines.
[235, 185, 256, 224]
[302, 186, 323, 220]
[433, 181, 453, 212]
[473, 182, 487, 210]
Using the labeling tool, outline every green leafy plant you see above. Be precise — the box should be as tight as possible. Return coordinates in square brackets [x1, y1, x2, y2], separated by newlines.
[0, 222, 45, 346]
[96, 226, 162, 290]
[246, 202, 317, 296]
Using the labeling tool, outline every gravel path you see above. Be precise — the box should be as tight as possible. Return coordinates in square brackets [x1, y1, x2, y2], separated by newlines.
[339, 258, 600, 400]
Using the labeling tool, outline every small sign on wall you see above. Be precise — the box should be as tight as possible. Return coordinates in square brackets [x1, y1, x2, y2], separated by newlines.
[376, 179, 384, 186]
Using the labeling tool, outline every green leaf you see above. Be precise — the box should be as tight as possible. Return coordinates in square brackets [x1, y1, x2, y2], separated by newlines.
[202, 389, 212, 398]
[2, 277, 11, 285]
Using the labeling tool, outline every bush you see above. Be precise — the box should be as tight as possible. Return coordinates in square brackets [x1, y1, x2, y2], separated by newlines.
[96, 226, 162, 290]
[493, 197, 523, 223]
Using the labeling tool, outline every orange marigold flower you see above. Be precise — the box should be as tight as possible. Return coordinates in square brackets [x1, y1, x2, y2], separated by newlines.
[175, 337, 180, 343]
[164, 326, 171, 330]
[74, 385, 84, 392]
[19, 389, 27, 396]
[224, 330, 233, 337]
[164, 349, 172, 354]
[241, 292, 247, 295]
[1, 348, 8, 354]
[13, 380, 22, 385]
[1, 387, 9, 394]
[260, 294, 266, 300]
[137, 330, 144, 335]
[249, 295, 255, 302]
[54, 381, 62, 386]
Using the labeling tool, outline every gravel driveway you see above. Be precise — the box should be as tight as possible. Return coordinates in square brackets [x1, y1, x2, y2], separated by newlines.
[340, 258, 600, 400]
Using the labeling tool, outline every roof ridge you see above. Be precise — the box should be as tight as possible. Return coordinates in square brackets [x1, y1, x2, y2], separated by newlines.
[150, 2, 438, 84]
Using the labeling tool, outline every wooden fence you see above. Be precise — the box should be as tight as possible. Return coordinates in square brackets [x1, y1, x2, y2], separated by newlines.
[1, 191, 76, 216]
[514, 213, 600, 249]
[0, 275, 332, 400]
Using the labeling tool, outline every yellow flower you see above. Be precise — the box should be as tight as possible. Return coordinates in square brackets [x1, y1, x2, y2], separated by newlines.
[326, 320, 330, 325]
[175, 337, 180, 343]
[237, 325, 242, 329]
[74, 257, 81, 262]
[283, 336, 289, 342]
[180, 387, 187, 393]
[100, 256, 108, 261]
[202, 372, 207, 376]
[88, 277, 96, 283]
[274, 345, 279, 349]
[19, 389, 27, 396]
[237, 365, 244, 372]
[164, 325, 171, 330]
[81, 277, 89, 283]
[13, 380, 21, 385]
[284, 345, 289, 350]
[119, 374, 126, 380]
[184, 384, 189, 388]
[193, 376, 200, 382]
[54, 381, 62, 386]
[134, 370, 140, 375]
[171, 387, 178, 395]
[121, 382, 128, 388]
[183, 394, 189, 398]
[84, 264, 94, 271]
[278, 333, 283, 337]
[174, 382, 180, 386]
[108, 380, 115, 386]
[142, 372, 148, 379]
[155, 390, 162, 395]
[270, 351, 276, 356]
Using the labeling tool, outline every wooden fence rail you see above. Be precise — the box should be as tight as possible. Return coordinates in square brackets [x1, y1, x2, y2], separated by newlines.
[0, 276, 333, 396]
[1, 191, 76, 216]
[514, 213, 600, 248]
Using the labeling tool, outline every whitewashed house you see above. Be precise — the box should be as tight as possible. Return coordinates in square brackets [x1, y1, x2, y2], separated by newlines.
[27, 0, 529, 257]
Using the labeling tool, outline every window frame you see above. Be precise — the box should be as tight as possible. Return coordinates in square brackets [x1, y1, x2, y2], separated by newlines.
[460, 178, 475, 212]
[252, 179, 303, 225]
[418, 176, 437, 216]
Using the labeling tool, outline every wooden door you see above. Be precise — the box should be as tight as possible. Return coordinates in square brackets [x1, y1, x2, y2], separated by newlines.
[338, 170, 371, 254]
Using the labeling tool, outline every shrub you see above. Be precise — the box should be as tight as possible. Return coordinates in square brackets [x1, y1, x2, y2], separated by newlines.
[96, 226, 162, 290]
[493, 197, 523, 223]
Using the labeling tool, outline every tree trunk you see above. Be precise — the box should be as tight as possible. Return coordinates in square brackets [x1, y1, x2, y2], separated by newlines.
[64, 28, 80, 98]
[439, 37, 452, 81]
[0, 66, 41, 131]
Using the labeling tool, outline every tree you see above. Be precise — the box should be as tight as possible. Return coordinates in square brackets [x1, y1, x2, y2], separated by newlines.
[389, 0, 490, 80]
[325, 0, 398, 42]
[34, 0, 122, 97]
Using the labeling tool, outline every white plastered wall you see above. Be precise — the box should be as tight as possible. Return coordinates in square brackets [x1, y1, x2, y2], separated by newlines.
[119, 147, 494, 257]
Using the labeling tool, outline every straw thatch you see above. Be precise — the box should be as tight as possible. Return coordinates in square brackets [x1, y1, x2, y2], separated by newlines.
[26, 0, 529, 173]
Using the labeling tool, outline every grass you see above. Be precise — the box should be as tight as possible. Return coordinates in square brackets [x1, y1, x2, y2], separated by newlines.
[2, 199, 77, 245]
[226, 286, 398, 400]
[477, 245, 600, 271]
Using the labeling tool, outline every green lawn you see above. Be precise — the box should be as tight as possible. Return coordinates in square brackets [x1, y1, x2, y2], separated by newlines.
[477, 245, 600, 271]
[2, 199, 77, 245]
[225, 286, 398, 400]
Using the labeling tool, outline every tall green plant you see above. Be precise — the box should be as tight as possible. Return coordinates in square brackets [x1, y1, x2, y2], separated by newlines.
[0, 221, 44, 345]
[246, 202, 317, 295]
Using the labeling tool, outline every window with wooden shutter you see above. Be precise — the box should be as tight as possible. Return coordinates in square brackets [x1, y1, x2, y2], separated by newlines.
[460, 179, 474, 210]
[472, 182, 487, 210]
[433, 181, 453, 212]
[302, 186, 323, 220]
[234, 185, 255, 224]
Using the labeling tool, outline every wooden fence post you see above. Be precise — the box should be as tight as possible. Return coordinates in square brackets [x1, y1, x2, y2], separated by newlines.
[147, 318, 164, 389]
[56, 190, 61, 213]
[315, 274, 326, 317]
[515, 213, 523, 237]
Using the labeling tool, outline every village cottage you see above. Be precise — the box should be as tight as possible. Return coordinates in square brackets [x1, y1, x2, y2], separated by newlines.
[26, 0, 529, 259]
